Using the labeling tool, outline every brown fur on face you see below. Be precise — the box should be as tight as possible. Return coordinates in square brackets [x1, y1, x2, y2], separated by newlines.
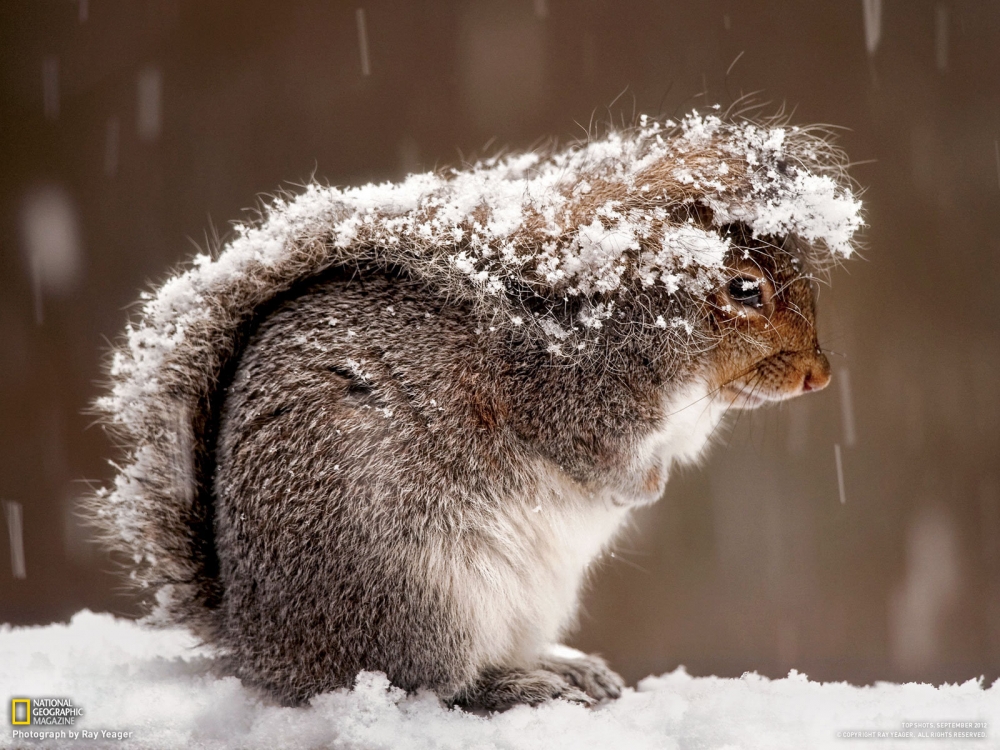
[706, 228, 831, 409]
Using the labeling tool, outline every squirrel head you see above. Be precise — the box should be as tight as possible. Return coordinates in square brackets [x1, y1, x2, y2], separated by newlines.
[705, 225, 831, 409]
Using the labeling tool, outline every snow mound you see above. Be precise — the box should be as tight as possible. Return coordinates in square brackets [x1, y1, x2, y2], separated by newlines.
[2, 612, 994, 750]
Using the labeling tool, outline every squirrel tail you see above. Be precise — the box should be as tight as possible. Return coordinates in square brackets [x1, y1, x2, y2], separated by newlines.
[89, 187, 369, 633]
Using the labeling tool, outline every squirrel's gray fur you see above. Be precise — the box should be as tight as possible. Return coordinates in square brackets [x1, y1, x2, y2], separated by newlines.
[90, 111, 861, 708]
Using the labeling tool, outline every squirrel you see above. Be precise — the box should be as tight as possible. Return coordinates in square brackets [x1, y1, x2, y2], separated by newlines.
[90, 110, 862, 709]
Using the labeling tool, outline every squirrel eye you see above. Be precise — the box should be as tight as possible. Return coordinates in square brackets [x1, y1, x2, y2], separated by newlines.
[727, 277, 763, 308]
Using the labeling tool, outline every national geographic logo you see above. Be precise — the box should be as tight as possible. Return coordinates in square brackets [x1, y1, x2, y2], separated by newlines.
[10, 697, 84, 725]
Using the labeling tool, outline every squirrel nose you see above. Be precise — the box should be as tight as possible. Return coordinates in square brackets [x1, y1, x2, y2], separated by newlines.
[801, 349, 832, 392]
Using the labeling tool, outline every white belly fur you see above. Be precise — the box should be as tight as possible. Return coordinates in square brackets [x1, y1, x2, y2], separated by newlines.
[445, 468, 631, 672]
[444, 381, 727, 674]
[640, 380, 729, 469]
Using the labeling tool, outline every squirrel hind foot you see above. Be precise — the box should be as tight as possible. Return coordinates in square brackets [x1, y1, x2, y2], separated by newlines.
[451, 666, 596, 712]
[538, 651, 625, 702]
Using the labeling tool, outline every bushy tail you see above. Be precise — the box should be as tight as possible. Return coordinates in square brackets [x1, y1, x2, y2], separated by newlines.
[90, 188, 393, 632]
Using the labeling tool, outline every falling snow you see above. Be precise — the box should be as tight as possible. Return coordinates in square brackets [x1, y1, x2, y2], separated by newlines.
[935, 4, 949, 72]
[136, 68, 162, 142]
[2, 500, 26, 579]
[356, 8, 371, 77]
[837, 367, 857, 447]
[20, 185, 82, 324]
[862, 0, 882, 56]
[834, 444, 847, 505]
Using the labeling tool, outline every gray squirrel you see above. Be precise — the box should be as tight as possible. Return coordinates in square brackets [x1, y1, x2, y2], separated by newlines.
[91, 111, 862, 708]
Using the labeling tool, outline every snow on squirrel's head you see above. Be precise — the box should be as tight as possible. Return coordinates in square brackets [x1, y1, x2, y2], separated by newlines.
[112, 108, 862, 424]
[281, 108, 861, 399]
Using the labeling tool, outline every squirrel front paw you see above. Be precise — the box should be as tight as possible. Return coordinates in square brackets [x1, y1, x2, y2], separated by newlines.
[539, 646, 625, 702]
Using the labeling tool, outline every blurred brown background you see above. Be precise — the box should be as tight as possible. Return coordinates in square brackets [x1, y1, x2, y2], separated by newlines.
[2, 0, 998, 688]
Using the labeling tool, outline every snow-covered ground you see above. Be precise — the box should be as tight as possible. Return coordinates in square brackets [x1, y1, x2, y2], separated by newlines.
[1, 611, 995, 750]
